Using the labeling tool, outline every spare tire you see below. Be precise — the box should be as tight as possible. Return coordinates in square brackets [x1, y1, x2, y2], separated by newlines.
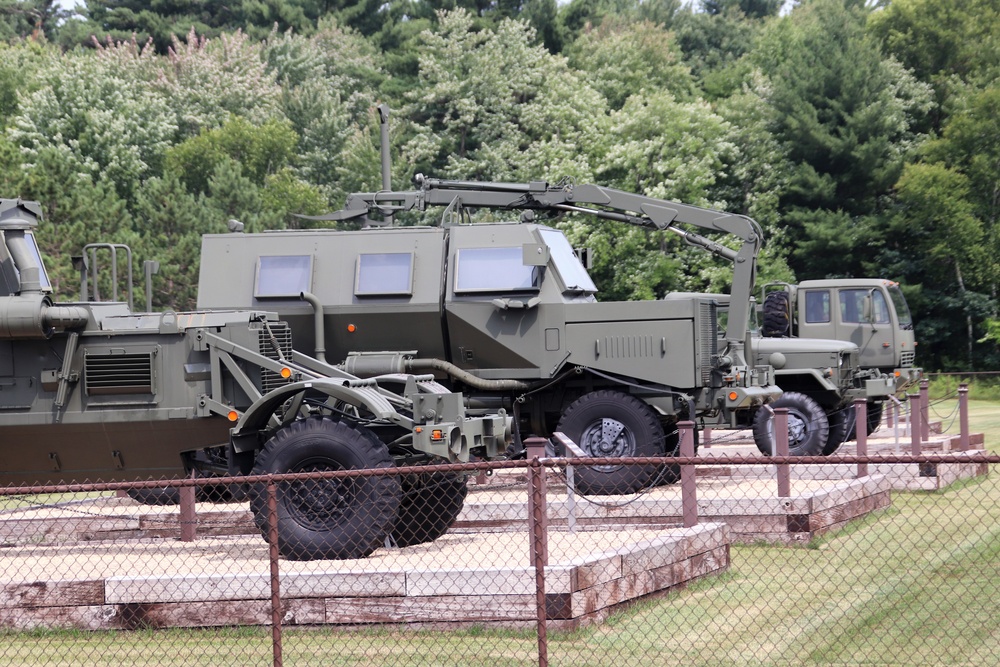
[762, 291, 791, 337]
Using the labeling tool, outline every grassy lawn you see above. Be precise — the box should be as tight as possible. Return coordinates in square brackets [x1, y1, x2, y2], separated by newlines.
[3, 399, 998, 666]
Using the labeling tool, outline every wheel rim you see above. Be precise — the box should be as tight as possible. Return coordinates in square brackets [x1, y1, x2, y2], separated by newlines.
[283, 458, 353, 531]
[579, 417, 635, 471]
[767, 410, 810, 449]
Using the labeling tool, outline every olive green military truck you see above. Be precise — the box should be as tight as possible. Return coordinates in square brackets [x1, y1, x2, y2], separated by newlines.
[694, 293, 895, 456]
[761, 280, 921, 394]
[0, 198, 509, 560]
[198, 177, 782, 495]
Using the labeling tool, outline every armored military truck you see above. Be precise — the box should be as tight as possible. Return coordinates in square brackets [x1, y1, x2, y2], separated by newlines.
[691, 293, 895, 456]
[198, 177, 782, 495]
[0, 198, 509, 560]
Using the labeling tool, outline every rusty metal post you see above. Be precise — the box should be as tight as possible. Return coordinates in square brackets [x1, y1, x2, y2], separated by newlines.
[268, 479, 283, 667]
[702, 427, 712, 449]
[525, 438, 549, 667]
[524, 437, 548, 567]
[179, 472, 196, 542]
[920, 379, 930, 442]
[909, 392, 922, 456]
[959, 383, 970, 451]
[854, 399, 868, 479]
[679, 421, 698, 528]
[775, 408, 790, 497]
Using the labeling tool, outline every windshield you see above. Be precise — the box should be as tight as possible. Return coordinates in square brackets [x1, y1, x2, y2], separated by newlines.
[887, 284, 913, 330]
[538, 227, 597, 294]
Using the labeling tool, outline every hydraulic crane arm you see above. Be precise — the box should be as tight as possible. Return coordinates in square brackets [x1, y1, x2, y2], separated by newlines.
[304, 175, 764, 351]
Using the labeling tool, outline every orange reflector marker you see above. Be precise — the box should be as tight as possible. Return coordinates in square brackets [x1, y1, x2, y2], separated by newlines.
[895, 371, 901, 377]
[347, 324, 356, 333]
[431, 429, 444, 441]
[728, 391, 738, 401]
[227, 410, 239, 422]
[414, 427, 423, 433]
[280, 367, 291, 379]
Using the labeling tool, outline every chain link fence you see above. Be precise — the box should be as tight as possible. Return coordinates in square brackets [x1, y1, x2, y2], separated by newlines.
[1, 396, 997, 666]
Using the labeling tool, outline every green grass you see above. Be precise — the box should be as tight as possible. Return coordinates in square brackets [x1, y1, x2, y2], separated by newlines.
[3, 402, 1000, 666]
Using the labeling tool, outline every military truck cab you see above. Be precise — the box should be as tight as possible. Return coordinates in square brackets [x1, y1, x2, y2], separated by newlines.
[762, 279, 920, 392]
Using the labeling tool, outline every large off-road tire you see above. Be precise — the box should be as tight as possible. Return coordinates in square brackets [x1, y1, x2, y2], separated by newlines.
[824, 405, 857, 455]
[390, 469, 468, 548]
[753, 392, 829, 457]
[556, 390, 665, 495]
[762, 291, 791, 337]
[249, 417, 401, 561]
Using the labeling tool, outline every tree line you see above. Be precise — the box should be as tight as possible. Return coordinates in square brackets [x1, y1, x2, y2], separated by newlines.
[0, 0, 996, 371]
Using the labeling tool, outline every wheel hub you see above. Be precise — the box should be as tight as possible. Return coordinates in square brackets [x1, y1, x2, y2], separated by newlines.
[579, 418, 634, 471]
[284, 462, 352, 530]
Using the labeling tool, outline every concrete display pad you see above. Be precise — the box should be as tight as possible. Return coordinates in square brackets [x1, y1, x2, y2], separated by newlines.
[0, 523, 730, 632]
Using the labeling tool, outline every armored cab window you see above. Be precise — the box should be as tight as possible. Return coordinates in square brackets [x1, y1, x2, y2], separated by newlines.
[887, 284, 913, 329]
[840, 288, 890, 324]
[22, 231, 51, 291]
[804, 290, 831, 323]
[538, 227, 597, 294]
[255, 255, 312, 298]
[355, 253, 413, 296]
[454, 247, 539, 293]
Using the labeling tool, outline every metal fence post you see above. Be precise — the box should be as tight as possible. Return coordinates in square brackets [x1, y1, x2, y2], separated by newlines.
[909, 392, 922, 456]
[702, 427, 712, 449]
[680, 421, 698, 528]
[267, 479, 283, 667]
[854, 399, 868, 479]
[774, 408, 790, 498]
[959, 383, 970, 451]
[524, 438, 549, 667]
[179, 472, 196, 542]
[524, 437, 549, 567]
[920, 379, 930, 442]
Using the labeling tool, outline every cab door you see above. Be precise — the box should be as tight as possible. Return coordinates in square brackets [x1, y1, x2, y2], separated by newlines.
[835, 288, 894, 369]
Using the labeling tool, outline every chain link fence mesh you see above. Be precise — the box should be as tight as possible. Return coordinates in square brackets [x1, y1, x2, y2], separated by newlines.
[1, 397, 997, 666]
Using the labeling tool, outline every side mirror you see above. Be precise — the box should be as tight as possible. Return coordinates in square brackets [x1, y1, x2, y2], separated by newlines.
[862, 289, 875, 323]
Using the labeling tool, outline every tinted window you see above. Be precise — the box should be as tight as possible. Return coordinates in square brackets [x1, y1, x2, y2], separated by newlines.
[455, 247, 538, 292]
[887, 284, 913, 328]
[840, 288, 890, 324]
[804, 291, 830, 323]
[356, 253, 413, 295]
[255, 255, 312, 298]
[538, 227, 597, 293]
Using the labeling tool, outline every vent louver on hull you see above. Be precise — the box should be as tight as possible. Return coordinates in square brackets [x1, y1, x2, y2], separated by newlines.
[85, 352, 153, 395]
[699, 302, 718, 385]
[259, 322, 293, 393]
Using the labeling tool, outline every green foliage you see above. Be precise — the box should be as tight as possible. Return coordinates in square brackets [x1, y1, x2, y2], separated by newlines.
[753, 0, 933, 278]
[868, 0, 1000, 128]
[7, 39, 177, 202]
[566, 18, 696, 109]
[75, 0, 326, 52]
[165, 116, 299, 194]
[403, 9, 608, 183]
